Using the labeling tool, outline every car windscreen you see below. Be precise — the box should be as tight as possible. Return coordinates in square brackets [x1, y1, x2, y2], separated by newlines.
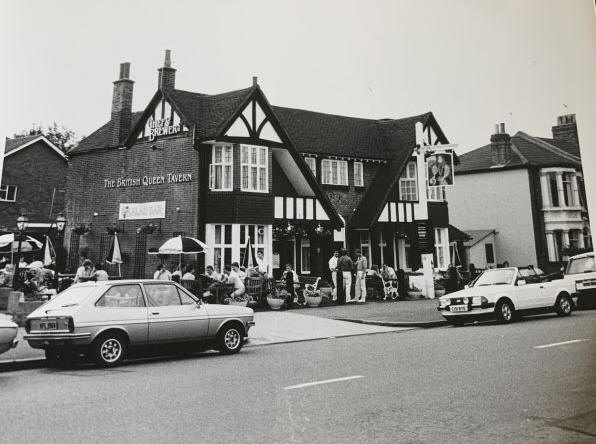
[567, 256, 596, 275]
[41, 286, 98, 309]
[472, 269, 515, 286]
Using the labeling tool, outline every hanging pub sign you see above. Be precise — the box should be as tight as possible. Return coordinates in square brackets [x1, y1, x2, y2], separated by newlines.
[426, 151, 454, 187]
[147, 116, 181, 141]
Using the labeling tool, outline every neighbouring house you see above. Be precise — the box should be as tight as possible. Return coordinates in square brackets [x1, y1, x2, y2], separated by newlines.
[449, 117, 592, 272]
[64, 51, 461, 290]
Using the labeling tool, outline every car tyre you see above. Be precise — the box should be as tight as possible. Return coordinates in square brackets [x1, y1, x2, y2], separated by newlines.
[217, 324, 244, 355]
[496, 300, 515, 323]
[555, 294, 572, 317]
[92, 333, 127, 368]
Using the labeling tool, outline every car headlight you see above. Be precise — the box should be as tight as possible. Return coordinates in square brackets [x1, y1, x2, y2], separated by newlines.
[472, 296, 488, 306]
[462, 297, 469, 304]
[439, 298, 450, 308]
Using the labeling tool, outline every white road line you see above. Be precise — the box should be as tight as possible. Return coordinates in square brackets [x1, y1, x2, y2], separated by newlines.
[283, 375, 364, 390]
[534, 339, 591, 349]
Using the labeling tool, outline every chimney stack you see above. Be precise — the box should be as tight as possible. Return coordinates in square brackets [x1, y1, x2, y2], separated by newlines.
[110, 62, 134, 146]
[158, 49, 176, 92]
[490, 122, 512, 165]
[552, 113, 578, 146]
[252, 76, 258, 86]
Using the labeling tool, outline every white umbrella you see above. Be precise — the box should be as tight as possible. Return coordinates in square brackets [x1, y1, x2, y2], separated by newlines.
[43, 236, 56, 266]
[149, 235, 209, 272]
[106, 233, 123, 276]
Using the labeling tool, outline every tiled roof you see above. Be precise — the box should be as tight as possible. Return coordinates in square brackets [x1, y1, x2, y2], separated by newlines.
[4, 134, 40, 154]
[456, 132, 582, 174]
[72, 112, 144, 154]
[272, 107, 432, 160]
[464, 229, 496, 247]
[537, 137, 581, 158]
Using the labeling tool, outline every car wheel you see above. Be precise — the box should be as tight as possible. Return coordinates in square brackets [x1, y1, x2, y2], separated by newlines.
[217, 324, 244, 355]
[496, 300, 515, 323]
[92, 333, 127, 367]
[555, 294, 572, 317]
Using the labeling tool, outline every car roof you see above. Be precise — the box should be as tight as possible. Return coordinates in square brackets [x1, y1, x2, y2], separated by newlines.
[72, 279, 174, 287]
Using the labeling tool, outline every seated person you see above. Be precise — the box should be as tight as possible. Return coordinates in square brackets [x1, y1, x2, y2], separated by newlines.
[225, 263, 246, 298]
[381, 263, 397, 280]
[182, 265, 196, 281]
[204, 265, 222, 282]
[94, 263, 109, 281]
[74, 259, 95, 283]
[281, 263, 300, 307]
[367, 264, 380, 276]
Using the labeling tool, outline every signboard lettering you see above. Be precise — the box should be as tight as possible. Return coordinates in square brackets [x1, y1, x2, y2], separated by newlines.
[119, 201, 166, 220]
[104, 173, 192, 189]
[148, 116, 181, 141]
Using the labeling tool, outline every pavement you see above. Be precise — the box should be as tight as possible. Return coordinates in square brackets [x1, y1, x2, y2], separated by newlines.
[0, 303, 419, 370]
[2, 309, 595, 443]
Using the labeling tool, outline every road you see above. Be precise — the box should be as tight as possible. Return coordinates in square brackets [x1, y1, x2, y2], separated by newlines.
[1, 310, 596, 444]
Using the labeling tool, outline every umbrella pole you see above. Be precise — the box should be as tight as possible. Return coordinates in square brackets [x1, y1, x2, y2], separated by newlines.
[179, 254, 182, 273]
[118, 263, 121, 278]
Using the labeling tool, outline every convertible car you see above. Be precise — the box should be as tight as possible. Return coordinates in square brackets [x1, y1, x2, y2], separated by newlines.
[24, 280, 255, 367]
[437, 266, 574, 326]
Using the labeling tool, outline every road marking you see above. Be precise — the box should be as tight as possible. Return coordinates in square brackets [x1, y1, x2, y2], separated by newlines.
[534, 339, 591, 349]
[283, 375, 364, 390]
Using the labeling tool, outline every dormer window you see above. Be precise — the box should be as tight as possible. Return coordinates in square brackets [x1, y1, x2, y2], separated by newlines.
[304, 157, 316, 177]
[321, 159, 348, 186]
[399, 161, 418, 201]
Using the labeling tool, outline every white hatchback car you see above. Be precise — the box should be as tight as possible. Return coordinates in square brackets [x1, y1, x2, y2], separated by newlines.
[557, 252, 596, 308]
[437, 267, 574, 326]
[24, 280, 255, 367]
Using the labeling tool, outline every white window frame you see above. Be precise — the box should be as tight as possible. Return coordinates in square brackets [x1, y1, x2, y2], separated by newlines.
[434, 227, 449, 270]
[300, 238, 311, 274]
[321, 159, 348, 186]
[353, 162, 364, 187]
[209, 144, 233, 191]
[399, 161, 418, 201]
[427, 185, 445, 202]
[208, 224, 270, 274]
[241, 144, 268, 193]
[0, 185, 17, 202]
[304, 157, 317, 177]
[358, 230, 372, 266]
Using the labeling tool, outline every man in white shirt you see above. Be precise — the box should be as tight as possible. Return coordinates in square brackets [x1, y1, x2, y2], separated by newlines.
[255, 251, 269, 276]
[328, 251, 339, 301]
[74, 259, 94, 283]
[153, 264, 172, 281]
[227, 263, 246, 297]
[205, 265, 222, 282]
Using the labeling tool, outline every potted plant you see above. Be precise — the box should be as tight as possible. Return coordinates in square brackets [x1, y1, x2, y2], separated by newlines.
[434, 282, 446, 298]
[267, 288, 287, 310]
[407, 285, 423, 299]
[224, 294, 249, 307]
[303, 284, 322, 307]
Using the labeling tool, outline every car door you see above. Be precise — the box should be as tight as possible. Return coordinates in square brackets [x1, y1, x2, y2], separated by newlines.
[144, 283, 209, 344]
[94, 284, 149, 345]
[514, 269, 543, 309]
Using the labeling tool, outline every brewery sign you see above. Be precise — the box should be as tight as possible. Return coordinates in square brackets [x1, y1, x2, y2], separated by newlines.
[148, 116, 181, 141]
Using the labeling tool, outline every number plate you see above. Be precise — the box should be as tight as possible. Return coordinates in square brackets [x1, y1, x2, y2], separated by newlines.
[449, 305, 468, 313]
[39, 321, 58, 330]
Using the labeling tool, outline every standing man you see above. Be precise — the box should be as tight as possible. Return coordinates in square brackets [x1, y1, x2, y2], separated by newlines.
[336, 248, 353, 304]
[354, 249, 368, 303]
[328, 250, 339, 301]
[255, 250, 269, 277]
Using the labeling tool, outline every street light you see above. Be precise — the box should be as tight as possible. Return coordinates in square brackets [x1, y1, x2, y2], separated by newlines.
[55, 213, 66, 232]
[13, 215, 29, 290]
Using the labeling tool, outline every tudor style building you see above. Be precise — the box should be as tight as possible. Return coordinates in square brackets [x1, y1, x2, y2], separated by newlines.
[449, 118, 592, 271]
[65, 52, 457, 287]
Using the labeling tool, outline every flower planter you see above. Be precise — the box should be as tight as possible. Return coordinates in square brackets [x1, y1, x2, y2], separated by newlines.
[407, 290, 423, 300]
[319, 287, 332, 298]
[305, 295, 323, 308]
[267, 296, 285, 310]
[434, 288, 446, 298]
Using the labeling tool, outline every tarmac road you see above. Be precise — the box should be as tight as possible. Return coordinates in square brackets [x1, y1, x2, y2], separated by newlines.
[1, 310, 595, 444]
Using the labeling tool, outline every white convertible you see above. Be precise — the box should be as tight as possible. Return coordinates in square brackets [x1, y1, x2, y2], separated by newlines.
[437, 266, 574, 326]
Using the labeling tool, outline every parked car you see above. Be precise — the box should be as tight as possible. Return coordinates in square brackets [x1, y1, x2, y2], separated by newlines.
[24, 280, 255, 367]
[556, 252, 596, 308]
[0, 318, 18, 354]
[437, 266, 574, 326]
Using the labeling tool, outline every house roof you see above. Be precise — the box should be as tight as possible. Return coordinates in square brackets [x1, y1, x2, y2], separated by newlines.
[456, 131, 582, 174]
[537, 137, 581, 158]
[71, 111, 145, 154]
[464, 229, 496, 247]
[3, 134, 67, 160]
[449, 224, 471, 242]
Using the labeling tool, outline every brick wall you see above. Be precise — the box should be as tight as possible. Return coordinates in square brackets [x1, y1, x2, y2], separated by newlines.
[0, 140, 67, 229]
[65, 134, 198, 277]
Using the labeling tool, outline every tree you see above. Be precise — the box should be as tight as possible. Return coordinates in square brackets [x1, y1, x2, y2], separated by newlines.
[13, 122, 78, 153]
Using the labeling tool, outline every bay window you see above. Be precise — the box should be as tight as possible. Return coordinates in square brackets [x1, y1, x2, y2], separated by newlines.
[209, 144, 233, 191]
[241, 145, 268, 192]
[321, 159, 348, 186]
[207, 224, 270, 274]
[399, 161, 418, 201]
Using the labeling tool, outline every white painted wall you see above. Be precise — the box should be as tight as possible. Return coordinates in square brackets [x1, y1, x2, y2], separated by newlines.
[449, 169, 537, 267]
[467, 233, 496, 269]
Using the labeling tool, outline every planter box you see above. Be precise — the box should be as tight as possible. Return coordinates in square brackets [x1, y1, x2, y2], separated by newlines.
[305, 295, 322, 307]
[267, 297, 285, 310]
[434, 289, 446, 298]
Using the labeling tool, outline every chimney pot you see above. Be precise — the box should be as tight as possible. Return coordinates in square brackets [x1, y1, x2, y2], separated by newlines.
[553, 113, 578, 146]
[252, 76, 258, 86]
[158, 50, 176, 92]
[164, 49, 172, 68]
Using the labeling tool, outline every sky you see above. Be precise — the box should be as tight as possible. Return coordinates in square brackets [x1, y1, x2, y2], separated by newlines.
[1, 0, 596, 223]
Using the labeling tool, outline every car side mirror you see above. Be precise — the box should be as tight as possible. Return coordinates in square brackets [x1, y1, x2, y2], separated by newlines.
[517, 279, 526, 286]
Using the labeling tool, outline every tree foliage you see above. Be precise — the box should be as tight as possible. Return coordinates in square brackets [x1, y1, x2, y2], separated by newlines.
[13, 122, 78, 153]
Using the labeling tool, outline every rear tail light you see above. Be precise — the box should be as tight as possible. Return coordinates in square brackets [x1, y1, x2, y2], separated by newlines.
[25, 319, 31, 333]
[68, 317, 74, 332]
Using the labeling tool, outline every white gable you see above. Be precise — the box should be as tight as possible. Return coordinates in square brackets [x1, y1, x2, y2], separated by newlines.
[225, 99, 283, 143]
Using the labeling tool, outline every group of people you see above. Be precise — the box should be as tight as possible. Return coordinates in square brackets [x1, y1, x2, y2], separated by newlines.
[328, 249, 404, 304]
[73, 259, 110, 283]
[0, 256, 57, 294]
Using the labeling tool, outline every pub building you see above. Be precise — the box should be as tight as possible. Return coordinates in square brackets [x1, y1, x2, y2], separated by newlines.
[65, 51, 460, 294]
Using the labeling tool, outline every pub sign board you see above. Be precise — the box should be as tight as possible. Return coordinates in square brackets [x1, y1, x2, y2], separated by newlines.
[426, 151, 454, 187]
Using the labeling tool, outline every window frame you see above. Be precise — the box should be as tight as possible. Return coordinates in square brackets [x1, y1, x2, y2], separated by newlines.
[321, 159, 349, 186]
[353, 162, 364, 187]
[300, 238, 311, 274]
[304, 157, 317, 178]
[209, 144, 233, 191]
[144, 283, 186, 307]
[0, 185, 17, 202]
[434, 227, 449, 270]
[240, 144, 268, 193]
[484, 242, 495, 264]
[399, 161, 418, 202]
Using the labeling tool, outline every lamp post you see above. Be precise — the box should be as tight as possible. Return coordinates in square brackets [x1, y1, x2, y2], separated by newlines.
[53, 212, 66, 271]
[13, 215, 29, 290]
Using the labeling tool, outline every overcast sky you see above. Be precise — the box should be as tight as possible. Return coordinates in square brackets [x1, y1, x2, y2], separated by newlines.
[2, 0, 596, 221]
